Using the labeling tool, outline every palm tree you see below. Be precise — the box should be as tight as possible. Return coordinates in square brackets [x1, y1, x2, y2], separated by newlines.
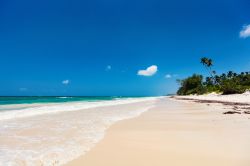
[227, 71, 233, 78]
[200, 57, 208, 67]
[200, 57, 216, 84]
[205, 77, 213, 86]
[215, 75, 221, 84]
[221, 73, 226, 80]
[207, 59, 213, 68]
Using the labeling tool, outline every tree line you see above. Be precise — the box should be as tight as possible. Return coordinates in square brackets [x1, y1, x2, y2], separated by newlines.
[177, 57, 250, 95]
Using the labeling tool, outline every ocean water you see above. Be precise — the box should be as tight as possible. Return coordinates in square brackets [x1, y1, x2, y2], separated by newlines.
[0, 96, 159, 165]
[0, 96, 125, 105]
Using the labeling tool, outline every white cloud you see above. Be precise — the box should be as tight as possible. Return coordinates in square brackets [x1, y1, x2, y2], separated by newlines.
[137, 65, 158, 76]
[165, 74, 178, 79]
[240, 24, 250, 38]
[106, 65, 111, 71]
[165, 74, 172, 78]
[62, 80, 70, 85]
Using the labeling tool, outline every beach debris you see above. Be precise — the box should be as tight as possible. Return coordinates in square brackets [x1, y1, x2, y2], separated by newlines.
[244, 111, 250, 114]
[223, 111, 241, 114]
[233, 106, 239, 110]
[241, 106, 250, 110]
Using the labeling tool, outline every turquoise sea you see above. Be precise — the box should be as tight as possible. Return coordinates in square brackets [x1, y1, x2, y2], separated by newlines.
[0, 96, 133, 105]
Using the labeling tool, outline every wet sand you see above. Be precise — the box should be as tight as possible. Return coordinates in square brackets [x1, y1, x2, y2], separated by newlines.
[67, 97, 250, 166]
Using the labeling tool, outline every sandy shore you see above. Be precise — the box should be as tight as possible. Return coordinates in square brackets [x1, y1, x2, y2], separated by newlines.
[174, 93, 250, 104]
[67, 97, 250, 166]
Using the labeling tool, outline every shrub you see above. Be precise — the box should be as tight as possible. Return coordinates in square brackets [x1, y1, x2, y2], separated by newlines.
[177, 74, 205, 95]
[220, 80, 245, 94]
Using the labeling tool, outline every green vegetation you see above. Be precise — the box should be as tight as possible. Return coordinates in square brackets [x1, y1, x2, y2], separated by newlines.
[177, 58, 250, 95]
[177, 74, 205, 95]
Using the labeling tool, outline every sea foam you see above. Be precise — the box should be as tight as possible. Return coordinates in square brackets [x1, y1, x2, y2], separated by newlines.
[0, 97, 159, 121]
[0, 97, 160, 165]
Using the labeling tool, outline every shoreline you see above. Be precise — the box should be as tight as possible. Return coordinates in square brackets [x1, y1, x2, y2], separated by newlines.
[0, 97, 161, 121]
[66, 97, 250, 166]
[0, 98, 159, 165]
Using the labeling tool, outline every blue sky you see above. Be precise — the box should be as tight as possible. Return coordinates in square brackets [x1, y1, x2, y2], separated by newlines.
[0, 0, 250, 96]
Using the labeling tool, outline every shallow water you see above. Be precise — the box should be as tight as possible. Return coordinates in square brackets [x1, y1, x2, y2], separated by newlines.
[0, 97, 158, 165]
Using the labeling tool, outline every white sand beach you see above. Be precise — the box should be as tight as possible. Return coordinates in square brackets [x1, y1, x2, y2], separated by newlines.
[174, 92, 250, 104]
[1, 96, 250, 165]
[67, 96, 250, 166]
